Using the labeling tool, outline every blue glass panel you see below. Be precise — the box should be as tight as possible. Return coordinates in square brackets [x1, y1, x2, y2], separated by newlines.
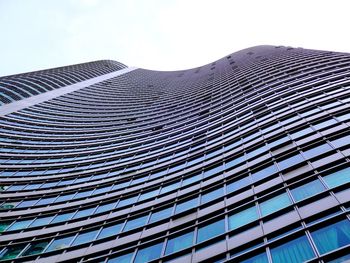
[45, 236, 74, 252]
[197, 219, 225, 243]
[72, 229, 99, 246]
[278, 154, 304, 170]
[165, 231, 194, 255]
[29, 216, 54, 227]
[228, 206, 258, 230]
[73, 207, 95, 219]
[311, 219, 350, 254]
[201, 187, 224, 204]
[117, 196, 138, 208]
[270, 235, 315, 263]
[108, 253, 133, 263]
[98, 223, 123, 239]
[134, 242, 163, 263]
[160, 181, 181, 194]
[290, 179, 325, 202]
[251, 164, 278, 182]
[225, 155, 245, 169]
[22, 241, 49, 256]
[7, 219, 33, 231]
[260, 193, 291, 217]
[323, 168, 350, 188]
[51, 212, 75, 224]
[95, 202, 117, 214]
[226, 177, 251, 193]
[332, 134, 350, 148]
[124, 215, 148, 231]
[203, 164, 224, 178]
[139, 189, 159, 201]
[175, 198, 198, 214]
[241, 252, 269, 263]
[303, 143, 332, 159]
[0, 244, 26, 260]
[182, 173, 202, 187]
[149, 207, 173, 223]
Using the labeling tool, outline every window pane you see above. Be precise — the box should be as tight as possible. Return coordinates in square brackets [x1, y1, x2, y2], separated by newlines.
[117, 196, 138, 208]
[98, 223, 122, 239]
[72, 229, 99, 246]
[45, 236, 74, 252]
[22, 241, 49, 256]
[73, 207, 95, 219]
[201, 187, 224, 204]
[0, 222, 11, 233]
[108, 253, 133, 263]
[241, 252, 269, 263]
[95, 202, 117, 214]
[123, 215, 148, 231]
[165, 231, 194, 255]
[175, 198, 198, 214]
[278, 154, 304, 170]
[134, 242, 163, 263]
[149, 207, 172, 223]
[303, 144, 332, 159]
[228, 206, 258, 230]
[251, 164, 278, 182]
[311, 219, 350, 254]
[290, 179, 325, 202]
[270, 235, 315, 263]
[227, 177, 251, 194]
[197, 219, 225, 243]
[51, 212, 75, 224]
[0, 244, 26, 260]
[260, 193, 291, 217]
[7, 219, 32, 231]
[29, 216, 54, 227]
[323, 168, 350, 188]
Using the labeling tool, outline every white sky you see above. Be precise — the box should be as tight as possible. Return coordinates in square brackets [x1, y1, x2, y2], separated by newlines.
[1, 0, 350, 77]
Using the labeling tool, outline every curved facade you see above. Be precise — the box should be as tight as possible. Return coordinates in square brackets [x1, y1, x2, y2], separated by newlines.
[0, 45, 350, 263]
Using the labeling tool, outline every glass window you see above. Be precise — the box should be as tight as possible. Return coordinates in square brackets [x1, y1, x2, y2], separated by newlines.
[160, 181, 181, 194]
[17, 199, 37, 208]
[117, 196, 138, 208]
[322, 168, 350, 188]
[260, 193, 291, 217]
[165, 231, 194, 255]
[303, 143, 332, 159]
[139, 189, 159, 201]
[22, 241, 49, 256]
[51, 212, 75, 224]
[98, 223, 122, 239]
[227, 177, 251, 194]
[203, 164, 224, 178]
[175, 197, 198, 214]
[0, 222, 11, 233]
[29, 216, 54, 227]
[311, 219, 350, 254]
[182, 173, 202, 187]
[290, 127, 313, 139]
[278, 154, 304, 170]
[197, 219, 225, 243]
[149, 207, 173, 223]
[290, 179, 325, 202]
[72, 229, 99, 246]
[45, 236, 74, 252]
[225, 155, 245, 169]
[134, 242, 163, 263]
[55, 193, 75, 203]
[108, 253, 133, 263]
[73, 207, 95, 219]
[251, 164, 278, 182]
[0, 244, 26, 260]
[7, 219, 33, 231]
[124, 215, 148, 231]
[95, 202, 117, 214]
[270, 235, 315, 263]
[241, 252, 269, 263]
[201, 187, 224, 204]
[331, 134, 350, 148]
[228, 206, 258, 230]
[36, 197, 56, 206]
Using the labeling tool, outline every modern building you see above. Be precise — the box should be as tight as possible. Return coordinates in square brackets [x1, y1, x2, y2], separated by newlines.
[0, 45, 350, 263]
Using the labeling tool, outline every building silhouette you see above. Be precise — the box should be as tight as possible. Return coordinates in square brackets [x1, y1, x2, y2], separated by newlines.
[0, 46, 350, 263]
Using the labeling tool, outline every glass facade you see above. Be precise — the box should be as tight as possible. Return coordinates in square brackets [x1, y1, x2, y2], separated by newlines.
[1, 45, 350, 262]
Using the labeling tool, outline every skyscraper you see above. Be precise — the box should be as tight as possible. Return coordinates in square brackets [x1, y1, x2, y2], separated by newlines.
[0, 45, 350, 263]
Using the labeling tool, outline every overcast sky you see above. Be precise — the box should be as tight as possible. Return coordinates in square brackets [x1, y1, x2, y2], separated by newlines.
[1, 0, 350, 76]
